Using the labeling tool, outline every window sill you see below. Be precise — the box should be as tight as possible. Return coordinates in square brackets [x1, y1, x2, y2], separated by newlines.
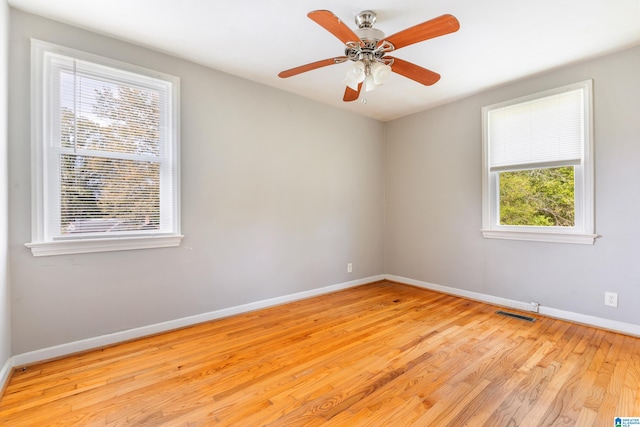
[481, 229, 598, 245]
[25, 235, 184, 256]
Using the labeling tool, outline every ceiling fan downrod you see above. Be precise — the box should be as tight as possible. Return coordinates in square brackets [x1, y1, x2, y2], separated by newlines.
[355, 10, 377, 29]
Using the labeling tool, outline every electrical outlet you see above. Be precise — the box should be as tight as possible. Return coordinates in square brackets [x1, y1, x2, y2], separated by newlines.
[347, 263, 352, 273]
[530, 302, 540, 313]
[605, 291, 618, 307]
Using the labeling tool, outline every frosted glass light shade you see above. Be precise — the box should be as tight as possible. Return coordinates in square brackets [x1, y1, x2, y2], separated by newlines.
[364, 74, 379, 92]
[371, 62, 392, 85]
[344, 61, 365, 90]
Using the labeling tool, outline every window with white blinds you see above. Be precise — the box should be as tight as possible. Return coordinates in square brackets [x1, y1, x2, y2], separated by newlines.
[481, 80, 596, 245]
[27, 40, 182, 256]
[487, 89, 584, 172]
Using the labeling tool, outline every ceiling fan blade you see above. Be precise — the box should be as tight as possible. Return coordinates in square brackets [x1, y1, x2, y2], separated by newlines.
[383, 14, 460, 50]
[308, 10, 363, 46]
[343, 83, 362, 102]
[278, 57, 348, 78]
[387, 57, 441, 86]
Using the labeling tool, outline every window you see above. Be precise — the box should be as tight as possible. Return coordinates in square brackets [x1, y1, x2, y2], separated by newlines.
[481, 80, 596, 244]
[27, 40, 182, 256]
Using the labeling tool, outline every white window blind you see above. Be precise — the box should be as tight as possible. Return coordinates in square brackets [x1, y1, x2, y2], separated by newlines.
[488, 88, 584, 172]
[28, 40, 182, 256]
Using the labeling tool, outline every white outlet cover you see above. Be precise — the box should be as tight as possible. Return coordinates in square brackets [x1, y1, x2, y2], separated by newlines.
[605, 291, 618, 307]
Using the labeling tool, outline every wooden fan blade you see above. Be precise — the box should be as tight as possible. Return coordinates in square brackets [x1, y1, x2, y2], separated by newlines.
[308, 10, 363, 46]
[278, 57, 348, 78]
[383, 14, 459, 50]
[388, 57, 441, 86]
[343, 83, 362, 102]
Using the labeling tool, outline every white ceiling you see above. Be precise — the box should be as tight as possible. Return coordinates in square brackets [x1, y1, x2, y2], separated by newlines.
[8, 0, 640, 121]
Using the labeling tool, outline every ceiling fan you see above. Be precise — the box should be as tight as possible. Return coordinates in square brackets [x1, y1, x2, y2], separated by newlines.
[278, 10, 460, 102]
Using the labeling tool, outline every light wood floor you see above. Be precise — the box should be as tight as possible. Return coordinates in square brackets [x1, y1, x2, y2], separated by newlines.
[1, 281, 639, 426]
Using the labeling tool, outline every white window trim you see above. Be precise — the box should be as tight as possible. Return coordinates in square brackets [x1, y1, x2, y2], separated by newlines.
[26, 40, 183, 256]
[480, 80, 597, 245]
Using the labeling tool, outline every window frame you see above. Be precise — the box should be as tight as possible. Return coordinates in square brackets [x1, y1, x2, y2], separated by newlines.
[26, 39, 182, 256]
[481, 80, 597, 245]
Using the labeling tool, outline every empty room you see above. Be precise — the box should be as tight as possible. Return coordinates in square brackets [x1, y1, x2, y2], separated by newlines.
[1, 0, 640, 425]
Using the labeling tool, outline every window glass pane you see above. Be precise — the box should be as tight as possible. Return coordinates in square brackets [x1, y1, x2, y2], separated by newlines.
[59, 70, 161, 157]
[60, 154, 160, 234]
[499, 166, 575, 227]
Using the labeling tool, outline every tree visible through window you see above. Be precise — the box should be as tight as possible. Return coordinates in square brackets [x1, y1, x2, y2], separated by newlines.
[59, 84, 161, 234]
[499, 166, 575, 227]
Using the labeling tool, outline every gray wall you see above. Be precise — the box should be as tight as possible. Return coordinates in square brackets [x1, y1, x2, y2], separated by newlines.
[9, 10, 385, 354]
[1, 0, 10, 367]
[7, 8, 640, 357]
[385, 45, 640, 325]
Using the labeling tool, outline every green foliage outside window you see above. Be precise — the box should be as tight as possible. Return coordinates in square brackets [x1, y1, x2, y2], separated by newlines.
[499, 166, 575, 227]
[59, 86, 161, 234]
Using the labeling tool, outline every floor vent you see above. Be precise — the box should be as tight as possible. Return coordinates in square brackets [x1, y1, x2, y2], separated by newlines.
[495, 310, 536, 322]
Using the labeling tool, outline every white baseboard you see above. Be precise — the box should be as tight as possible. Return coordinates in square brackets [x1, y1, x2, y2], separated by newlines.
[6, 272, 639, 390]
[538, 306, 640, 337]
[11, 275, 385, 368]
[386, 274, 640, 337]
[0, 356, 13, 396]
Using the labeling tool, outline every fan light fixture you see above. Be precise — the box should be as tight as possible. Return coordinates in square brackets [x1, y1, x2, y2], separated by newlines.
[344, 61, 391, 92]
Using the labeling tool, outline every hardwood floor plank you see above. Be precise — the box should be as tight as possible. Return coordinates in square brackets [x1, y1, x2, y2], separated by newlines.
[1, 281, 639, 426]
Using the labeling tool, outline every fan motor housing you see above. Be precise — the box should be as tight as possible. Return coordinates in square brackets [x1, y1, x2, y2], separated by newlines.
[354, 10, 384, 44]
[345, 11, 388, 61]
[355, 27, 385, 44]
